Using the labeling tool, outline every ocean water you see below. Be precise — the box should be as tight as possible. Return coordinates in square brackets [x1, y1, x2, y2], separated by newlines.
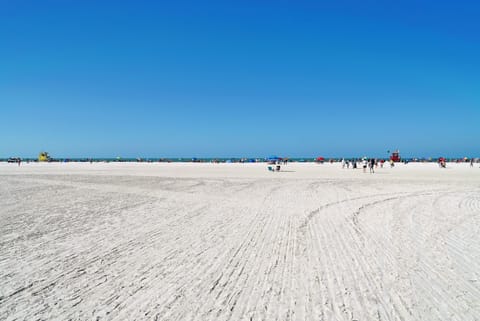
[2, 157, 474, 163]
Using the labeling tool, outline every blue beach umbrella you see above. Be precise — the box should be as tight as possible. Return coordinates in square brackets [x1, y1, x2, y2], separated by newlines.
[267, 156, 282, 164]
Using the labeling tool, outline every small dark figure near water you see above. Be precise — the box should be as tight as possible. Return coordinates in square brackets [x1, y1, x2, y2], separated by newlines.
[369, 158, 375, 173]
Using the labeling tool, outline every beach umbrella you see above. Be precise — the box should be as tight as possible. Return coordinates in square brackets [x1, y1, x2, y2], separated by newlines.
[316, 157, 325, 162]
[267, 155, 281, 161]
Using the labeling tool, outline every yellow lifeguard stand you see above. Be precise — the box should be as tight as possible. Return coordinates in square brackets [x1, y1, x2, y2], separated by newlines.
[38, 152, 50, 162]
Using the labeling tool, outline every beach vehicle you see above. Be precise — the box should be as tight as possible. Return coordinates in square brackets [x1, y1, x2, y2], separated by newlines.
[7, 157, 21, 163]
[38, 152, 50, 162]
[390, 150, 401, 162]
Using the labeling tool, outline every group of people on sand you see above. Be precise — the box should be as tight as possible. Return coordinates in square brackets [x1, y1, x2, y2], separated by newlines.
[341, 158, 359, 169]
[341, 158, 383, 173]
[340, 157, 479, 170]
[267, 160, 282, 172]
[362, 158, 378, 173]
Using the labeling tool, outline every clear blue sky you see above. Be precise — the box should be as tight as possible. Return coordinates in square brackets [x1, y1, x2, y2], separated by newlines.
[1, 0, 479, 158]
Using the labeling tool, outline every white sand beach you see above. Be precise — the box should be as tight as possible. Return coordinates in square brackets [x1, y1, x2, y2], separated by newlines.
[0, 162, 479, 320]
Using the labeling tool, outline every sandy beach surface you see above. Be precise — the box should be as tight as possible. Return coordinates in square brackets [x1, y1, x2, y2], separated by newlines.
[1, 162, 479, 321]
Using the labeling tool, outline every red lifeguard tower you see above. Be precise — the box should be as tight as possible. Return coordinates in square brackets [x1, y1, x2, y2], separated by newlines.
[390, 150, 401, 162]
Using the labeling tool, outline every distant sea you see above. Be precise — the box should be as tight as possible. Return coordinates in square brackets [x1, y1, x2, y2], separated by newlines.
[1, 157, 476, 163]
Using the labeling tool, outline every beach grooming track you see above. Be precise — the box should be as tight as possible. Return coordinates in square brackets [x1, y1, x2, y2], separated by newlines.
[0, 163, 479, 320]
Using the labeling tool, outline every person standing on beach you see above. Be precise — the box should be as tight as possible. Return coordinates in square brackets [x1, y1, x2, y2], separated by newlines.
[369, 158, 375, 173]
[471, 158, 474, 167]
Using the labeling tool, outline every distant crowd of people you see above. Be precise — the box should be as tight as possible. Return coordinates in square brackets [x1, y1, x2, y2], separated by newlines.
[340, 158, 390, 173]
[338, 157, 480, 171]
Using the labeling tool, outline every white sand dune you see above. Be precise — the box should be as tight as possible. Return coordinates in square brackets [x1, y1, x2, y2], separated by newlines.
[0, 162, 479, 320]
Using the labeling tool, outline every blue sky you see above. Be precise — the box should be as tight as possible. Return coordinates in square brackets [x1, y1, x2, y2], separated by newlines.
[1, 0, 479, 158]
